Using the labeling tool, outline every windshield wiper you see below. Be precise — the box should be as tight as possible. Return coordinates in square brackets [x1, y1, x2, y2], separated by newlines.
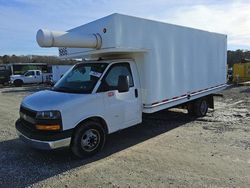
[52, 86, 88, 94]
[52, 86, 70, 92]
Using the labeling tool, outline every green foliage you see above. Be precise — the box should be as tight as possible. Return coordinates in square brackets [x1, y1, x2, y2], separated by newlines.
[1, 50, 250, 68]
[0, 55, 77, 65]
[227, 50, 250, 68]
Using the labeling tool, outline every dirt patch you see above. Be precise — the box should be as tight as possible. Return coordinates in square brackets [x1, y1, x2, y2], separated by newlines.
[0, 85, 249, 187]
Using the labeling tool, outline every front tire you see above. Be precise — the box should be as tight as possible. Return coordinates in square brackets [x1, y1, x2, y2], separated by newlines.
[14, 79, 23, 87]
[70, 121, 106, 158]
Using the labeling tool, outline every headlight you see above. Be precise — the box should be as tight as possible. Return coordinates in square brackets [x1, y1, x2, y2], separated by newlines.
[35, 110, 61, 131]
[36, 110, 61, 119]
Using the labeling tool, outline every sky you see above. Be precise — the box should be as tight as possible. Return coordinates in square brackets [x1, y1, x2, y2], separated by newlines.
[0, 0, 250, 56]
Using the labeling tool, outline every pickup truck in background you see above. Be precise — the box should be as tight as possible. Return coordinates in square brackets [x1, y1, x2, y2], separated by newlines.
[10, 70, 51, 86]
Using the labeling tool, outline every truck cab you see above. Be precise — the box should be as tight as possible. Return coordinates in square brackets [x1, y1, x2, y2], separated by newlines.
[16, 59, 142, 157]
[10, 70, 43, 86]
[23, 70, 43, 84]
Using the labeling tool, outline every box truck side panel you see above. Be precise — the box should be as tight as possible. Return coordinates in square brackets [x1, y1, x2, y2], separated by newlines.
[57, 13, 226, 110]
[109, 15, 226, 106]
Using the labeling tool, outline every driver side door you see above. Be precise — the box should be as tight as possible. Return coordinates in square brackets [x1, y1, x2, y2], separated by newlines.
[98, 62, 140, 133]
[23, 71, 35, 83]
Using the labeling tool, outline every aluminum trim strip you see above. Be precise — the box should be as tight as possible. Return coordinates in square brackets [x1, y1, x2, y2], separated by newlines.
[143, 84, 227, 108]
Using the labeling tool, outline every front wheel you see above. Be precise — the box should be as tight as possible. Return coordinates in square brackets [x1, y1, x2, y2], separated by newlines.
[14, 79, 23, 87]
[70, 121, 106, 158]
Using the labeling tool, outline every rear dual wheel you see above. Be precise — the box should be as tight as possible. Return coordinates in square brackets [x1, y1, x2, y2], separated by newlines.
[188, 98, 208, 117]
[70, 121, 106, 158]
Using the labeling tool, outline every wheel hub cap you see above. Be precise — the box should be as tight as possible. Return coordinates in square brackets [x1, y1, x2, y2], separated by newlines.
[81, 129, 100, 152]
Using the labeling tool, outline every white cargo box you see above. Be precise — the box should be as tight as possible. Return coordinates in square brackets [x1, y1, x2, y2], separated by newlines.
[40, 14, 227, 113]
[51, 65, 72, 83]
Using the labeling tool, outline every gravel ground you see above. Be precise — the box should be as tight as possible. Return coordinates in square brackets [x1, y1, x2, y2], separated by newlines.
[0, 85, 249, 188]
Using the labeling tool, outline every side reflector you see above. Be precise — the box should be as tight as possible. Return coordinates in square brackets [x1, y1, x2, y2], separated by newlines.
[36, 124, 61, 131]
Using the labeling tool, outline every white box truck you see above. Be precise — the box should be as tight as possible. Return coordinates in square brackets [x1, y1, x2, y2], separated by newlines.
[16, 14, 227, 158]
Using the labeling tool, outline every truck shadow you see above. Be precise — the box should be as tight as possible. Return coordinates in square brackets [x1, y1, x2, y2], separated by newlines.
[0, 109, 194, 187]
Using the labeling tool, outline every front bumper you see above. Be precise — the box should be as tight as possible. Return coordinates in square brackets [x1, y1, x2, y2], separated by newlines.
[9, 79, 14, 84]
[16, 130, 71, 150]
[16, 119, 72, 150]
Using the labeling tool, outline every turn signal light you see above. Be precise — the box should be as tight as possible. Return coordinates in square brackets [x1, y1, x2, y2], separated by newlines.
[35, 124, 61, 131]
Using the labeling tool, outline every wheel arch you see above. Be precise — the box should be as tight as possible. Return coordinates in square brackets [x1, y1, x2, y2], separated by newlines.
[13, 79, 24, 86]
[70, 116, 108, 157]
[187, 95, 214, 109]
[73, 116, 109, 135]
[14, 79, 24, 83]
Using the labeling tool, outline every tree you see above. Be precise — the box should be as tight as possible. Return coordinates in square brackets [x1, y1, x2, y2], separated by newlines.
[2, 55, 10, 64]
[227, 50, 250, 68]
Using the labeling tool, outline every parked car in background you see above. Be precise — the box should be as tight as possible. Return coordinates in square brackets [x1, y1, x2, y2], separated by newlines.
[10, 70, 51, 86]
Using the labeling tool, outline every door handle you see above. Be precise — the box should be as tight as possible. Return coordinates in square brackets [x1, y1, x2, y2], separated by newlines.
[135, 89, 138, 98]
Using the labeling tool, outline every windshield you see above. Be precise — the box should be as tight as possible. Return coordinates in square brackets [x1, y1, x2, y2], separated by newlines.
[23, 71, 29, 75]
[53, 63, 107, 94]
[24, 71, 35, 76]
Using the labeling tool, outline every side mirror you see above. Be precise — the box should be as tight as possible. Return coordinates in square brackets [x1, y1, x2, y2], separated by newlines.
[118, 75, 129, 93]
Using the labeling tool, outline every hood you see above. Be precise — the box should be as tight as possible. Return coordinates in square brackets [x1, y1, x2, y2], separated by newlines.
[22, 90, 92, 111]
[11, 74, 23, 78]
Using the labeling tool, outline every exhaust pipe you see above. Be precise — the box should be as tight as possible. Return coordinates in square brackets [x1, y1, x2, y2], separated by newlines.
[36, 29, 102, 49]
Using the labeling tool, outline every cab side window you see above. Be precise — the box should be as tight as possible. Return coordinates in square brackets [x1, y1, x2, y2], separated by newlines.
[98, 63, 134, 92]
[25, 71, 35, 76]
[36, 71, 41, 76]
